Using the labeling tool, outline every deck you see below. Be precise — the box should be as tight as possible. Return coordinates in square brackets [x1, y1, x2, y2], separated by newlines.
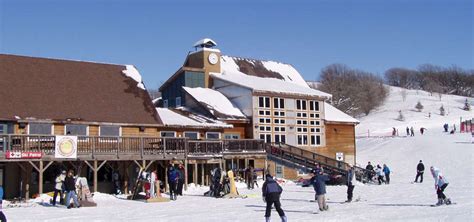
[0, 134, 266, 161]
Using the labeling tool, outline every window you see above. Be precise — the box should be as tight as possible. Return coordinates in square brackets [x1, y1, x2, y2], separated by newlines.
[206, 132, 220, 140]
[310, 128, 321, 133]
[297, 112, 307, 118]
[274, 127, 286, 132]
[100, 126, 120, 137]
[297, 100, 307, 110]
[259, 134, 272, 143]
[273, 98, 285, 109]
[0, 123, 6, 134]
[29, 123, 53, 135]
[161, 131, 176, 137]
[259, 118, 271, 123]
[224, 134, 240, 139]
[65, 124, 88, 136]
[184, 132, 199, 140]
[311, 135, 321, 146]
[297, 135, 308, 145]
[274, 134, 286, 144]
[176, 97, 182, 107]
[163, 99, 169, 108]
[274, 111, 285, 117]
[258, 97, 270, 108]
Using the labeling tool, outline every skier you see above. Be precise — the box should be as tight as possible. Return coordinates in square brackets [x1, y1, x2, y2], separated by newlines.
[311, 169, 330, 211]
[375, 165, 385, 185]
[212, 167, 222, 198]
[415, 160, 424, 183]
[443, 123, 449, 132]
[346, 165, 356, 202]
[52, 170, 66, 206]
[420, 127, 426, 135]
[247, 166, 255, 189]
[430, 166, 451, 205]
[392, 127, 396, 136]
[383, 164, 391, 184]
[64, 170, 80, 209]
[262, 174, 286, 222]
[167, 164, 178, 200]
[410, 127, 415, 136]
[177, 164, 185, 196]
[406, 127, 410, 136]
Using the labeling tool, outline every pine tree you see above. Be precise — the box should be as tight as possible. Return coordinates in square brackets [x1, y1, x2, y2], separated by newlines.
[440, 105, 445, 116]
[415, 101, 424, 112]
[463, 99, 471, 111]
[396, 110, 405, 121]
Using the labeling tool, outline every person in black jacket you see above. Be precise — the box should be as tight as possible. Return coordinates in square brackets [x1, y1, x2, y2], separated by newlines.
[176, 164, 185, 196]
[64, 170, 80, 209]
[262, 174, 287, 222]
[414, 160, 425, 183]
[365, 162, 374, 181]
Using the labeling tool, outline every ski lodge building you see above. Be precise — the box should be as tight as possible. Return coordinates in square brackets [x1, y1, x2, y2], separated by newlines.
[0, 39, 358, 199]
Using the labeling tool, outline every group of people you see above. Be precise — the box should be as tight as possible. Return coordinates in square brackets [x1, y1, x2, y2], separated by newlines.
[245, 166, 259, 190]
[137, 163, 185, 201]
[52, 169, 81, 209]
[443, 123, 457, 134]
[365, 161, 391, 185]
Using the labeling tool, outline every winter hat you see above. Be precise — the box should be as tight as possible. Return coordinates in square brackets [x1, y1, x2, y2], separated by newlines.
[265, 174, 273, 180]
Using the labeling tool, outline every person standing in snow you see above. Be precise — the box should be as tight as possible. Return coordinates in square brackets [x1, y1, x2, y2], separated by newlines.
[0, 185, 6, 222]
[415, 160, 425, 183]
[150, 169, 158, 198]
[420, 127, 426, 135]
[365, 162, 374, 181]
[52, 170, 66, 206]
[406, 127, 410, 136]
[430, 166, 450, 205]
[112, 170, 121, 195]
[410, 127, 415, 136]
[64, 170, 80, 209]
[443, 124, 449, 132]
[167, 164, 178, 200]
[311, 169, 330, 211]
[383, 164, 391, 184]
[346, 166, 356, 202]
[375, 165, 385, 185]
[176, 164, 185, 196]
[262, 174, 286, 222]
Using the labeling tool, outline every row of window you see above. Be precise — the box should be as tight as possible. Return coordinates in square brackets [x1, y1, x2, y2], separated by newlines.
[296, 120, 321, 126]
[258, 97, 321, 111]
[258, 134, 322, 146]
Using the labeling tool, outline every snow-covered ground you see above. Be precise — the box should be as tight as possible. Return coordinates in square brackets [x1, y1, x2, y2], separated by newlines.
[2, 87, 473, 221]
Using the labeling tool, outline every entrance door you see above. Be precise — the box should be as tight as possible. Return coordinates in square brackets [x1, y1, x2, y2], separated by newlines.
[275, 164, 283, 178]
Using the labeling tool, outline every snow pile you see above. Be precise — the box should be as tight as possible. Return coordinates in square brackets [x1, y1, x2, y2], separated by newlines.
[183, 87, 246, 118]
[156, 108, 231, 128]
[122, 65, 146, 90]
[214, 56, 331, 98]
[324, 102, 360, 123]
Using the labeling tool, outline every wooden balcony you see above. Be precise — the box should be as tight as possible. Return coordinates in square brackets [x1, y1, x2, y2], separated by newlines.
[0, 134, 266, 161]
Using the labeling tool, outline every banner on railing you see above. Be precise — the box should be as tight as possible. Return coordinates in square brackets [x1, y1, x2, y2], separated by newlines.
[55, 135, 77, 159]
[5, 151, 42, 159]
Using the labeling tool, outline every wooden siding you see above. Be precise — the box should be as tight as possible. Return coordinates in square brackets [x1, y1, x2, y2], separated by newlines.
[319, 123, 356, 164]
[54, 124, 65, 135]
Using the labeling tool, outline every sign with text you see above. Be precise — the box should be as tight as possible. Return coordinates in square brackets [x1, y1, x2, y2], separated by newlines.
[5, 151, 42, 159]
[336, 152, 344, 161]
[55, 135, 77, 159]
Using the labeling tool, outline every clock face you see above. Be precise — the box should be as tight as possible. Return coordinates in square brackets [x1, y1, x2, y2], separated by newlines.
[208, 53, 219, 65]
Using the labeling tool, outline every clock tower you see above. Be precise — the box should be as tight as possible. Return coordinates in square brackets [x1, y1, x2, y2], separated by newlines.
[184, 38, 221, 88]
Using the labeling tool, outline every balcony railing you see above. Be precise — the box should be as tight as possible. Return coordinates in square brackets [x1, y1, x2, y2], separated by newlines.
[0, 134, 265, 160]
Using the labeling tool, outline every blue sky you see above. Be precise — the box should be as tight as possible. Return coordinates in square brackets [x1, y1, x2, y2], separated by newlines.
[0, 0, 472, 89]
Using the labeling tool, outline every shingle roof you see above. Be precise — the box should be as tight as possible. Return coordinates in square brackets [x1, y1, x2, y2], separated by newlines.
[0, 54, 161, 125]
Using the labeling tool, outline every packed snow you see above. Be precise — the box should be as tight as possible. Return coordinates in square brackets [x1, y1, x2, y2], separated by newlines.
[122, 65, 146, 90]
[2, 88, 472, 221]
[183, 87, 246, 119]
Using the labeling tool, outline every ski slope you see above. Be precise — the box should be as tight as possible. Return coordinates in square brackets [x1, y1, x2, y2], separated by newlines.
[2, 87, 473, 221]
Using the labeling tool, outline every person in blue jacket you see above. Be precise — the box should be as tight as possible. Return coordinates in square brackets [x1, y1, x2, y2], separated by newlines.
[311, 168, 330, 212]
[383, 164, 391, 184]
[0, 185, 6, 222]
[167, 164, 178, 201]
[262, 174, 286, 222]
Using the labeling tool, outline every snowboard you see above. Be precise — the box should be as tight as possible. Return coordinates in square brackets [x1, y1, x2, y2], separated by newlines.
[130, 168, 144, 200]
[430, 203, 456, 207]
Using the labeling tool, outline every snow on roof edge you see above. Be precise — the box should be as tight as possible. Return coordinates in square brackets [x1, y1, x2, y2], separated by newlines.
[324, 102, 359, 124]
[122, 65, 146, 90]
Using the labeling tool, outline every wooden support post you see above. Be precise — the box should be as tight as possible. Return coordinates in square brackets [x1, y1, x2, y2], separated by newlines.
[39, 161, 43, 194]
[201, 163, 205, 186]
[194, 163, 198, 184]
[184, 159, 188, 191]
[93, 160, 98, 193]
[164, 163, 168, 192]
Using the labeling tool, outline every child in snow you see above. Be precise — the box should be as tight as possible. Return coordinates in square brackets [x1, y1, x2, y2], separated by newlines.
[262, 174, 286, 222]
[383, 164, 391, 184]
[375, 165, 385, 185]
[430, 166, 450, 205]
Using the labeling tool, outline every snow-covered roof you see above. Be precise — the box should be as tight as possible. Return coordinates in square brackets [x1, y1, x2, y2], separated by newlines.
[183, 87, 246, 119]
[324, 103, 359, 124]
[122, 65, 146, 90]
[211, 55, 331, 98]
[156, 108, 231, 128]
[193, 38, 217, 48]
